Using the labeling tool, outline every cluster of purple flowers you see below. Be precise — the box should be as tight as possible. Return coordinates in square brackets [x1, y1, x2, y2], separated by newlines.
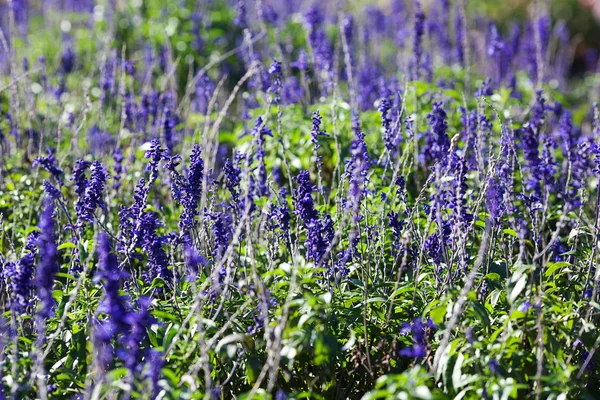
[2, 0, 600, 397]
[399, 317, 437, 358]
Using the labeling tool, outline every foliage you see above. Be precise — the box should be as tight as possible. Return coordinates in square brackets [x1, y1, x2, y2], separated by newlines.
[1, 0, 600, 399]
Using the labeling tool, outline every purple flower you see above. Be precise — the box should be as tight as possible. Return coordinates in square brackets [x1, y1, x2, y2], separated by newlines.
[291, 48, 309, 71]
[35, 200, 59, 322]
[251, 117, 272, 197]
[454, 6, 465, 65]
[428, 0, 452, 63]
[486, 177, 505, 223]
[268, 59, 282, 75]
[294, 170, 318, 227]
[379, 99, 399, 154]
[424, 233, 442, 265]
[34, 148, 64, 184]
[88, 126, 114, 155]
[145, 350, 164, 398]
[161, 100, 179, 154]
[184, 244, 208, 280]
[344, 123, 371, 220]
[121, 297, 154, 373]
[72, 160, 91, 197]
[75, 161, 109, 227]
[399, 343, 426, 358]
[173, 145, 204, 232]
[304, 7, 332, 90]
[26, 231, 41, 253]
[144, 139, 167, 184]
[282, 77, 304, 105]
[260, 3, 278, 25]
[400, 322, 411, 336]
[487, 23, 505, 58]
[194, 75, 215, 115]
[0, 317, 6, 398]
[137, 212, 171, 283]
[112, 148, 125, 190]
[42, 180, 62, 200]
[424, 102, 450, 164]
[208, 212, 233, 259]
[342, 14, 354, 46]
[95, 233, 131, 338]
[234, 0, 246, 27]
[2, 253, 35, 311]
[270, 188, 291, 244]
[399, 317, 436, 358]
[519, 300, 531, 312]
[520, 91, 547, 193]
[411, 2, 425, 80]
[310, 110, 328, 150]
[191, 11, 204, 52]
[475, 77, 493, 98]
[489, 359, 500, 375]
[60, 46, 75, 74]
[224, 157, 241, 206]
[305, 214, 334, 264]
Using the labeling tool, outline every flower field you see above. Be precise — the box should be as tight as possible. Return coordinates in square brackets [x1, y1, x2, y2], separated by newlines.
[1, 0, 600, 398]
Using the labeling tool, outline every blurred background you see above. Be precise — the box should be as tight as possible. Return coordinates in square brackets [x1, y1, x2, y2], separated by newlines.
[1, 0, 599, 78]
[404, 0, 600, 77]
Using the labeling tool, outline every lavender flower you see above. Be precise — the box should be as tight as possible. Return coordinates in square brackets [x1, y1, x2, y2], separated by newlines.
[34, 148, 64, 184]
[75, 161, 108, 227]
[252, 117, 273, 197]
[305, 214, 334, 264]
[269, 58, 282, 105]
[2, 253, 35, 311]
[137, 212, 171, 283]
[60, 46, 75, 74]
[161, 102, 179, 154]
[260, 3, 278, 25]
[399, 317, 436, 358]
[484, 361, 499, 378]
[234, 0, 247, 27]
[42, 180, 62, 200]
[208, 212, 233, 259]
[388, 211, 405, 254]
[424, 102, 450, 164]
[379, 99, 397, 154]
[191, 11, 204, 52]
[145, 350, 164, 398]
[174, 144, 204, 232]
[293, 170, 318, 227]
[113, 148, 124, 190]
[0, 317, 6, 399]
[35, 200, 59, 322]
[486, 177, 505, 223]
[121, 297, 154, 373]
[344, 124, 371, 219]
[304, 6, 332, 90]
[71, 160, 91, 197]
[291, 48, 309, 71]
[224, 158, 241, 206]
[411, 2, 425, 80]
[95, 233, 130, 338]
[454, 5, 465, 65]
[184, 244, 208, 280]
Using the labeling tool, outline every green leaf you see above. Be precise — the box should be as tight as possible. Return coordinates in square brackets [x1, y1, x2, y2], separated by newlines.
[430, 305, 447, 325]
[57, 242, 77, 250]
[452, 352, 465, 390]
[153, 310, 178, 322]
[544, 261, 571, 278]
[509, 275, 527, 304]
[503, 228, 518, 237]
